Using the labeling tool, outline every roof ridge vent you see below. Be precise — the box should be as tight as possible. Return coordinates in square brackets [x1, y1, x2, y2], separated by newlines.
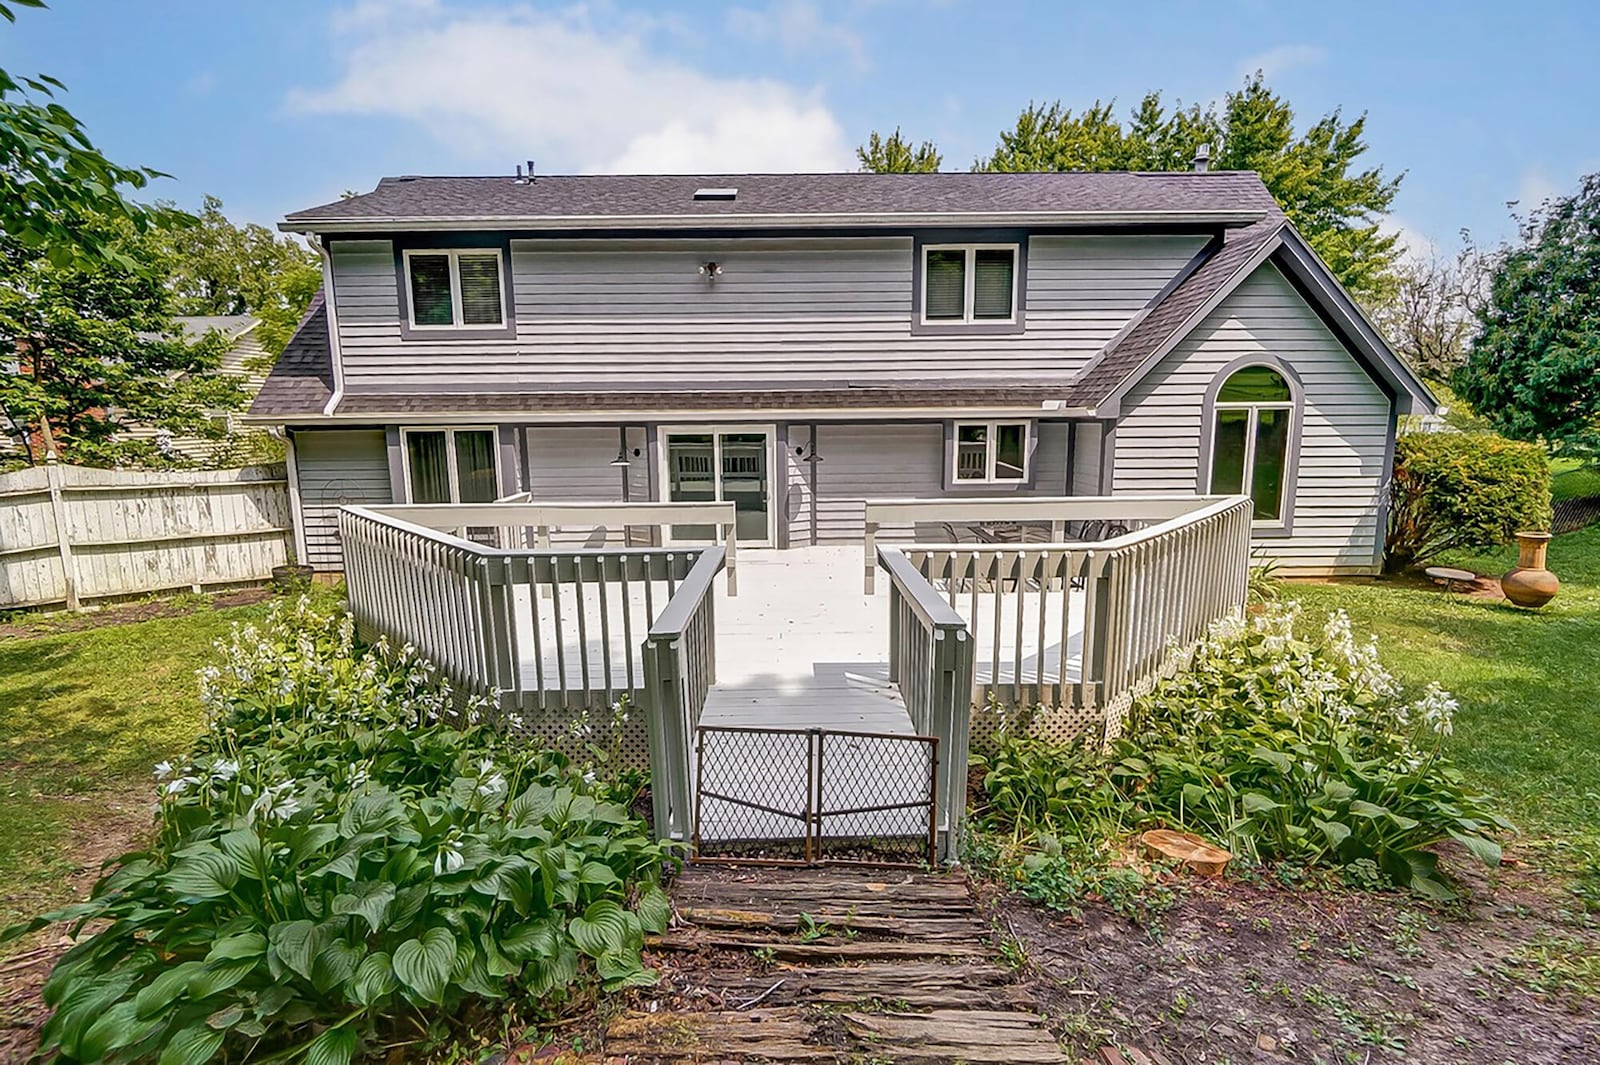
[693, 186, 738, 201]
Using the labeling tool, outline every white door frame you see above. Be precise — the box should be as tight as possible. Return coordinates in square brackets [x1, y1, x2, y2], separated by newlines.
[658, 424, 777, 548]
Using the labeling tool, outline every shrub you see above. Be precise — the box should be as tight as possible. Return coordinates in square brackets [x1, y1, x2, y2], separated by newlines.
[973, 602, 1511, 900]
[1385, 432, 1551, 569]
[5, 598, 674, 1065]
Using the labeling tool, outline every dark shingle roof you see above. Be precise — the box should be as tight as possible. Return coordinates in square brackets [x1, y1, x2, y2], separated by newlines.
[333, 383, 1079, 416]
[248, 291, 333, 417]
[1063, 217, 1286, 407]
[284, 171, 1279, 228]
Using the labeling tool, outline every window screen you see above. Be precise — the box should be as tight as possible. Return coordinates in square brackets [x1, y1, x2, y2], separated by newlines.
[972, 249, 1015, 320]
[457, 254, 503, 326]
[1251, 408, 1290, 520]
[924, 249, 967, 320]
[994, 423, 1026, 479]
[407, 255, 454, 327]
[405, 431, 451, 503]
[453, 429, 498, 503]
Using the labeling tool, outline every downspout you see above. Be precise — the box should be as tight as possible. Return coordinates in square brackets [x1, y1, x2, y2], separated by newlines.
[312, 236, 346, 417]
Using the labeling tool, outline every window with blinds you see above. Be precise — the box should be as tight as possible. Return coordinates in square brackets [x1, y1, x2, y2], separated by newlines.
[402, 427, 499, 504]
[920, 245, 1017, 324]
[403, 249, 504, 329]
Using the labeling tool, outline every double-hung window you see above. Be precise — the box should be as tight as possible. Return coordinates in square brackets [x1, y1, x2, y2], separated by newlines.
[403, 249, 505, 329]
[402, 428, 499, 504]
[922, 244, 1018, 324]
[954, 422, 1029, 483]
[1208, 366, 1294, 522]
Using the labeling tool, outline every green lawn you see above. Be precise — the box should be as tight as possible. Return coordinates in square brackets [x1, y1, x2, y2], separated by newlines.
[1551, 457, 1600, 502]
[0, 596, 285, 929]
[1284, 523, 1600, 869]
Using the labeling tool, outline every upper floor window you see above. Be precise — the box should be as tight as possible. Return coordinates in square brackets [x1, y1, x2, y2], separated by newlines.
[1208, 366, 1293, 522]
[402, 427, 499, 503]
[923, 244, 1017, 324]
[954, 421, 1029, 483]
[403, 249, 504, 329]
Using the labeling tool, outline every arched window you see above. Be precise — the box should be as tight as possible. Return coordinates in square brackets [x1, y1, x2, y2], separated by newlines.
[1209, 365, 1294, 521]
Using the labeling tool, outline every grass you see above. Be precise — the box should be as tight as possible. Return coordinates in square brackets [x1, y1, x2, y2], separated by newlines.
[0, 593, 301, 929]
[1284, 523, 1600, 867]
[1551, 457, 1600, 502]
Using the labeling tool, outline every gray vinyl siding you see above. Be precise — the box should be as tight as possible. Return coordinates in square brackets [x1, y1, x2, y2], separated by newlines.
[329, 235, 1207, 391]
[813, 424, 944, 542]
[293, 429, 392, 570]
[1033, 421, 1070, 495]
[523, 426, 632, 546]
[1071, 422, 1103, 495]
[783, 424, 816, 547]
[1113, 263, 1393, 574]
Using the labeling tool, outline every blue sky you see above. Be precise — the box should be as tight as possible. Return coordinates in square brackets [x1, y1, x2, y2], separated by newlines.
[6, 0, 1597, 254]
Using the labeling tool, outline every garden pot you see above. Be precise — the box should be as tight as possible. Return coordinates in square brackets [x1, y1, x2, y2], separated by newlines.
[1140, 829, 1232, 877]
[271, 563, 315, 592]
[1500, 531, 1559, 609]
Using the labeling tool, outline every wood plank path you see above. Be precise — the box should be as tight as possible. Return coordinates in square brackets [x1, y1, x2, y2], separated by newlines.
[604, 865, 1066, 1063]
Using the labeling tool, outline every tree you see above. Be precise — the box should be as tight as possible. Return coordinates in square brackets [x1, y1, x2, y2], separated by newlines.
[1, 0, 183, 270]
[1370, 240, 1489, 382]
[856, 128, 942, 173]
[0, 216, 247, 465]
[157, 195, 322, 355]
[1453, 172, 1600, 457]
[945, 76, 1401, 300]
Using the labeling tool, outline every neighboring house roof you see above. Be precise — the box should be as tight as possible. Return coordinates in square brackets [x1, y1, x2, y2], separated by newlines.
[282, 171, 1279, 232]
[175, 314, 257, 341]
[248, 291, 333, 417]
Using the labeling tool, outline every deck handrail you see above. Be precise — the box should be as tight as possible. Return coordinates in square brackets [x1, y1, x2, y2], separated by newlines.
[643, 546, 727, 842]
[366, 500, 739, 595]
[878, 545, 974, 861]
[862, 494, 1235, 593]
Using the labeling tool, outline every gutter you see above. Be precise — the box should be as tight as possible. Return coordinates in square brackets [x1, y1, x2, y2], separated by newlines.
[241, 403, 1102, 427]
[312, 236, 346, 416]
[278, 208, 1266, 235]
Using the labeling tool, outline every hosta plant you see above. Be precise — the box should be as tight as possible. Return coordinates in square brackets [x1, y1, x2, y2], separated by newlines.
[5, 598, 675, 1064]
[975, 602, 1511, 900]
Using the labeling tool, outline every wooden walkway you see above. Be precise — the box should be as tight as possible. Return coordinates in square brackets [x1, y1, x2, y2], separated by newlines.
[605, 866, 1066, 1063]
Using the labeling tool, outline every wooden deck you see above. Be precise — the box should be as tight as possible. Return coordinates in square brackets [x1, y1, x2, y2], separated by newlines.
[511, 544, 1087, 722]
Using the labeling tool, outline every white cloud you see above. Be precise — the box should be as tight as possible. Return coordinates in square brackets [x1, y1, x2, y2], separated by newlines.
[289, 3, 852, 174]
[1514, 168, 1562, 211]
[727, 2, 869, 72]
[1235, 44, 1327, 82]
[1379, 215, 1439, 266]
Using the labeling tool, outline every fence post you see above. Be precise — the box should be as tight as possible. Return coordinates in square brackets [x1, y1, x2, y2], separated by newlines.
[42, 453, 79, 611]
[642, 636, 690, 842]
[188, 483, 208, 593]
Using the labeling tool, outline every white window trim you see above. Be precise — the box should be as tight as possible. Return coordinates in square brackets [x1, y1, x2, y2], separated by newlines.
[920, 243, 1019, 325]
[1208, 399, 1294, 524]
[953, 420, 1030, 484]
[657, 424, 777, 547]
[401, 248, 505, 330]
[399, 426, 501, 503]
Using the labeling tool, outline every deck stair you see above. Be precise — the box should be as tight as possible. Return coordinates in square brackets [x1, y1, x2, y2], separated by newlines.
[603, 866, 1065, 1063]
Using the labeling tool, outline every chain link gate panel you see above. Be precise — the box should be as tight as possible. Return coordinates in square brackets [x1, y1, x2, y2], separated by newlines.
[692, 725, 938, 867]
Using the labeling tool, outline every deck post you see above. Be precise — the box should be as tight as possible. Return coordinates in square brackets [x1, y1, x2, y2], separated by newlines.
[722, 519, 738, 597]
[863, 520, 878, 594]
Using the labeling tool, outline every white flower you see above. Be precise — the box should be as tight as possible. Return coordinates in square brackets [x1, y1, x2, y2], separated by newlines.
[477, 758, 496, 776]
[153, 761, 174, 781]
[508, 713, 525, 732]
[477, 773, 507, 799]
[582, 770, 597, 786]
[1412, 682, 1458, 736]
[434, 841, 465, 876]
[212, 759, 239, 782]
[165, 777, 195, 796]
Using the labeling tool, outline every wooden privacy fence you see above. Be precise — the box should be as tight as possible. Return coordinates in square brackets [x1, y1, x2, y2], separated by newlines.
[888, 495, 1254, 740]
[0, 461, 291, 610]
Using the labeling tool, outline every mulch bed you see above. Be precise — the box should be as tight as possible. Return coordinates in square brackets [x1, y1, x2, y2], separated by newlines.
[0, 587, 273, 640]
[983, 857, 1600, 1063]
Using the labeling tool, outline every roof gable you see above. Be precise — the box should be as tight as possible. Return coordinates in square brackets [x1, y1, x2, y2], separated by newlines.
[248, 290, 333, 418]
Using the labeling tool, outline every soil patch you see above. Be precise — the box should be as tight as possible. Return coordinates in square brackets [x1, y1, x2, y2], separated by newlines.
[0, 587, 273, 640]
[987, 862, 1600, 1063]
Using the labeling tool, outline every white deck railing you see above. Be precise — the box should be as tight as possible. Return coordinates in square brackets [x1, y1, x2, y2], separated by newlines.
[874, 495, 1253, 733]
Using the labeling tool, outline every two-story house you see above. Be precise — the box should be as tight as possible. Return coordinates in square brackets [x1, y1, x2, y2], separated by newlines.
[248, 168, 1434, 575]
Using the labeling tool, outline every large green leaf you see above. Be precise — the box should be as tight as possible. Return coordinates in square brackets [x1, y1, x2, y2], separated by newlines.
[218, 829, 267, 878]
[1448, 830, 1503, 867]
[187, 956, 258, 998]
[134, 961, 205, 1019]
[157, 1025, 225, 1065]
[501, 919, 561, 962]
[268, 919, 324, 982]
[569, 900, 630, 959]
[635, 884, 672, 935]
[305, 1024, 358, 1065]
[1240, 791, 1282, 814]
[392, 926, 456, 1004]
[332, 881, 396, 933]
[1348, 800, 1391, 819]
[206, 931, 267, 963]
[1309, 818, 1352, 850]
[79, 998, 145, 1060]
[578, 861, 620, 886]
[311, 940, 366, 994]
[163, 850, 240, 899]
[349, 952, 396, 1007]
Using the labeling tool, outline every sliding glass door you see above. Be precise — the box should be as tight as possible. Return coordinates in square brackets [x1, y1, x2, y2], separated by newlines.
[663, 427, 774, 546]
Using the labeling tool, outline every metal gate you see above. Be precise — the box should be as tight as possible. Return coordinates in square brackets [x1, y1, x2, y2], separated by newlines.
[692, 726, 939, 867]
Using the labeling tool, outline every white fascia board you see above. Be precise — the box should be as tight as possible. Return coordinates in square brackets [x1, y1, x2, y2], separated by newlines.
[241, 404, 1098, 427]
[279, 209, 1266, 235]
